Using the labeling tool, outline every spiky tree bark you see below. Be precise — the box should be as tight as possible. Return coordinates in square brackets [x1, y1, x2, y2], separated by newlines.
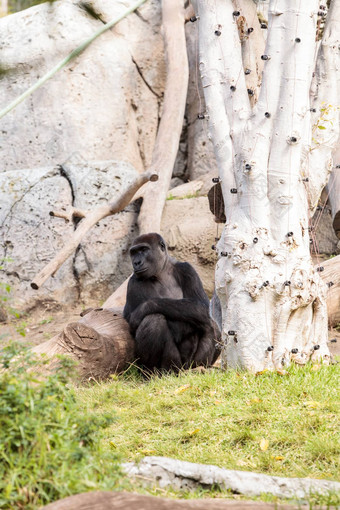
[191, 0, 340, 371]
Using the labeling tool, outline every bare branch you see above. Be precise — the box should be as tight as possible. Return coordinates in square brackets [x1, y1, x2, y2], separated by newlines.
[306, 0, 340, 206]
[232, 0, 265, 105]
[137, 0, 189, 234]
[31, 171, 157, 290]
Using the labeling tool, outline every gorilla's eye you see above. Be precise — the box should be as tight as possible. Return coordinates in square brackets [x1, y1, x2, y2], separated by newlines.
[160, 241, 166, 251]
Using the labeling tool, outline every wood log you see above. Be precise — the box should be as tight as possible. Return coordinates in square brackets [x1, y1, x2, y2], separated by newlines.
[32, 308, 135, 380]
[137, 0, 188, 234]
[320, 254, 340, 326]
[328, 166, 340, 238]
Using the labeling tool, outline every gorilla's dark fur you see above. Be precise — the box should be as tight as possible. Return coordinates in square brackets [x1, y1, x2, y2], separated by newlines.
[123, 233, 220, 372]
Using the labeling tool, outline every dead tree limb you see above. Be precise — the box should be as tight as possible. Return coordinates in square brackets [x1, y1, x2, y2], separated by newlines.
[32, 307, 135, 380]
[137, 0, 189, 234]
[31, 171, 158, 290]
[320, 254, 340, 326]
[327, 146, 340, 238]
[232, 0, 265, 105]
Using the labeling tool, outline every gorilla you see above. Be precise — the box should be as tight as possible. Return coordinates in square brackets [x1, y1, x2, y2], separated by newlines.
[123, 233, 220, 373]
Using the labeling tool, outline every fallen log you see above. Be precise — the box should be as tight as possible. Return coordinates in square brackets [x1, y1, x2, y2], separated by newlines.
[328, 166, 340, 238]
[123, 456, 340, 500]
[32, 307, 134, 381]
[320, 254, 340, 326]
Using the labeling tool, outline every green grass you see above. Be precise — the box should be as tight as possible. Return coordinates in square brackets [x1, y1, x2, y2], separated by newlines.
[77, 364, 340, 483]
[0, 345, 123, 509]
[166, 192, 200, 201]
[1, 344, 339, 508]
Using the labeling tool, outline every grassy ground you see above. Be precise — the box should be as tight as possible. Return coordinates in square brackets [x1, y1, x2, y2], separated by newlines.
[77, 364, 340, 482]
[1, 343, 339, 509]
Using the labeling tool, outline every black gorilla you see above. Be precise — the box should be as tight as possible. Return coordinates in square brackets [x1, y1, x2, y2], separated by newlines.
[123, 233, 220, 372]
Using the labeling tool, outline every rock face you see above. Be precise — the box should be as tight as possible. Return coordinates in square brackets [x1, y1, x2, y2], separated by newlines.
[0, 0, 165, 310]
[0, 0, 164, 173]
[0, 159, 140, 310]
[162, 197, 219, 297]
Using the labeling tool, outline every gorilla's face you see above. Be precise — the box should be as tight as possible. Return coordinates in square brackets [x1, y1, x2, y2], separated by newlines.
[129, 233, 167, 279]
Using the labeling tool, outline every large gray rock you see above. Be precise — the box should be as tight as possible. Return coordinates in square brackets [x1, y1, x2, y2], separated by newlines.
[0, 0, 164, 173]
[0, 0, 165, 309]
[0, 160, 139, 310]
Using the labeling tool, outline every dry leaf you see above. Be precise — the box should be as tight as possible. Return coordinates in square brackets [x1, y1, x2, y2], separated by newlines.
[246, 397, 262, 405]
[275, 456, 284, 461]
[214, 400, 222, 405]
[174, 384, 190, 394]
[236, 459, 247, 467]
[276, 369, 288, 376]
[303, 400, 321, 409]
[311, 365, 321, 371]
[188, 428, 200, 436]
[260, 438, 269, 451]
[255, 370, 268, 376]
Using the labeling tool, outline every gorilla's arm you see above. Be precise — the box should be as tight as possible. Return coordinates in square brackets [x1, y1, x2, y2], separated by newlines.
[127, 263, 210, 333]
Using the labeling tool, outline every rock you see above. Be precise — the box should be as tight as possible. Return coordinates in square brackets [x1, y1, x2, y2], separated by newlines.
[0, 0, 164, 174]
[0, 160, 140, 311]
[0, 0, 165, 310]
[123, 456, 340, 500]
[184, 22, 218, 181]
[162, 197, 219, 296]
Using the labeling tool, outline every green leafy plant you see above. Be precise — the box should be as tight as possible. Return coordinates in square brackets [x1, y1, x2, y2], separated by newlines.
[0, 344, 122, 509]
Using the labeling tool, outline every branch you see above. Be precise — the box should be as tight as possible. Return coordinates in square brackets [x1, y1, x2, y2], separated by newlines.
[31, 171, 157, 290]
[191, 0, 238, 218]
[306, 0, 340, 208]
[137, 0, 189, 234]
[232, 0, 265, 105]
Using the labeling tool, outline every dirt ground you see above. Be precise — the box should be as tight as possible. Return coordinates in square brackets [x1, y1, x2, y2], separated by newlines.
[1, 302, 339, 359]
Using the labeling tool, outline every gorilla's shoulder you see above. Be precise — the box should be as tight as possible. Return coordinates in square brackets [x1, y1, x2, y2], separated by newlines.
[173, 261, 201, 280]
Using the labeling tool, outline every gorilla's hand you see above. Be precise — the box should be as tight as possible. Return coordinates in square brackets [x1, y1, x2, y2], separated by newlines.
[128, 301, 155, 334]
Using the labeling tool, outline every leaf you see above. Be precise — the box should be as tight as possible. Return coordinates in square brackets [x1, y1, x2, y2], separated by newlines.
[236, 459, 247, 467]
[303, 400, 321, 409]
[311, 365, 321, 371]
[174, 384, 190, 394]
[188, 428, 200, 436]
[318, 125, 326, 130]
[109, 441, 117, 449]
[271, 455, 284, 461]
[260, 438, 269, 451]
[255, 370, 268, 376]
[246, 397, 262, 405]
[214, 400, 222, 405]
[276, 369, 288, 376]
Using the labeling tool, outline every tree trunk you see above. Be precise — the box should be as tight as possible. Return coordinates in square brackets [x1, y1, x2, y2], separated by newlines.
[192, 0, 339, 371]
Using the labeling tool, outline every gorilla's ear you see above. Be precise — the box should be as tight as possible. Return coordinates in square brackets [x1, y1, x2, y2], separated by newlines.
[160, 240, 166, 251]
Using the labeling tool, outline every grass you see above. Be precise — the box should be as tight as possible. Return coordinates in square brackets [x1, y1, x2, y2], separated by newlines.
[166, 192, 200, 201]
[77, 364, 340, 487]
[1, 343, 339, 508]
[0, 345, 123, 509]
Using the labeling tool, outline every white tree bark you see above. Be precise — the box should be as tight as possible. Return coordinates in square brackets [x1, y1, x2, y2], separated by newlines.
[192, 0, 339, 371]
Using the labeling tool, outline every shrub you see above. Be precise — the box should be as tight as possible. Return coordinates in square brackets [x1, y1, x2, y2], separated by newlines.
[0, 344, 122, 509]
